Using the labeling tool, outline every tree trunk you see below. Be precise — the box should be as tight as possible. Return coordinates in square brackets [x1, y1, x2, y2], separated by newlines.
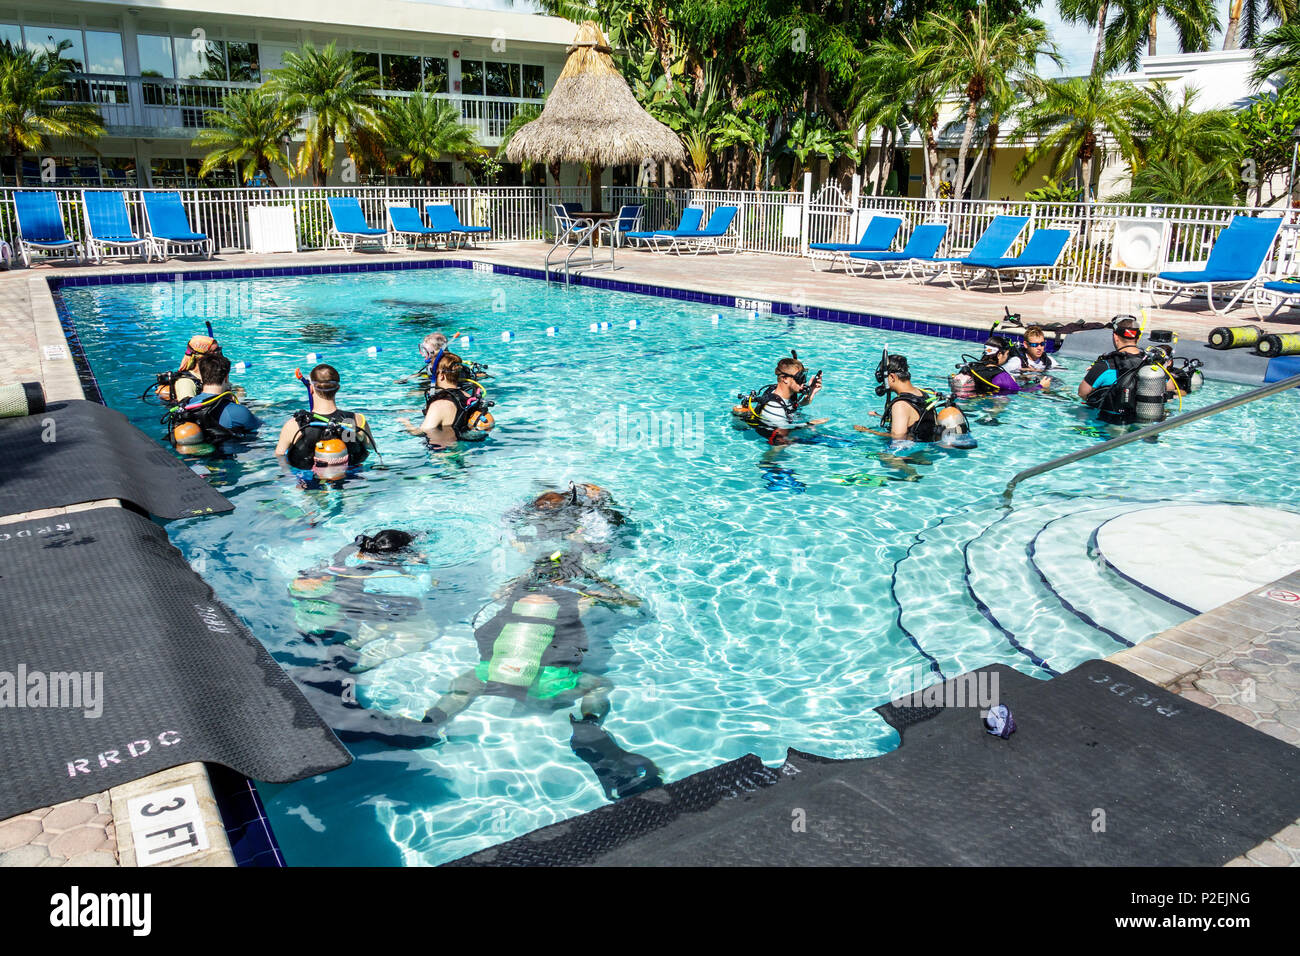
[589, 163, 602, 211]
[1223, 0, 1243, 50]
[1148, 11, 1158, 58]
[1082, 154, 1094, 202]
[955, 98, 978, 201]
[1091, 2, 1110, 74]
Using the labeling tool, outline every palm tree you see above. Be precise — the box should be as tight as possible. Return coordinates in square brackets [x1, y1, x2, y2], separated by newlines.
[1252, 20, 1300, 86]
[498, 103, 557, 185]
[1010, 70, 1145, 201]
[381, 94, 480, 186]
[715, 110, 771, 190]
[1104, 0, 1219, 72]
[1224, 0, 1295, 50]
[859, 28, 944, 198]
[0, 40, 103, 185]
[650, 70, 726, 187]
[1128, 85, 1244, 170]
[777, 112, 854, 191]
[263, 42, 381, 186]
[913, 7, 1056, 202]
[192, 89, 297, 184]
[1058, 0, 1114, 75]
[1119, 155, 1242, 204]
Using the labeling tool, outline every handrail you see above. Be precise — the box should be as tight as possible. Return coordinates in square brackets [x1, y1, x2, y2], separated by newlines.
[1002, 371, 1300, 503]
[544, 215, 614, 284]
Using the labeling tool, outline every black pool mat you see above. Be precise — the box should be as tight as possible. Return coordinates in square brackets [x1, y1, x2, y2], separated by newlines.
[0, 507, 350, 819]
[0, 400, 232, 519]
[451, 660, 1300, 866]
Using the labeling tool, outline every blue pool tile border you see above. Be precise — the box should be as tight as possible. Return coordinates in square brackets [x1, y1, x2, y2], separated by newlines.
[47, 256, 995, 346]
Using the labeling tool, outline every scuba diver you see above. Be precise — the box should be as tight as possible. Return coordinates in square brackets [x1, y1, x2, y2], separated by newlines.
[951, 336, 1051, 397]
[152, 324, 222, 403]
[1078, 316, 1179, 425]
[732, 351, 827, 445]
[274, 363, 381, 479]
[399, 349, 495, 448]
[422, 489, 663, 802]
[166, 353, 261, 452]
[397, 331, 491, 387]
[1001, 325, 1064, 381]
[854, 350, 975, 448]
[288, 529, 442, 747]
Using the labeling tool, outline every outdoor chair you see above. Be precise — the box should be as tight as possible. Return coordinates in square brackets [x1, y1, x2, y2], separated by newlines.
[1150, 215, 1283, 315]
[82, 190, 151, 263]
[142, 191, 214, 260]
[324, 196, 389, 253]
[957, 227, 1073, 293]
[658, 206, 740, 255]
[846, 223, 949, 279]
[626, 207, 702, 250]
[809, 215, 903, 272]
[910, 214, 1029, 284]
[13, 191, 83, 267]
[426, 203, 491, 248]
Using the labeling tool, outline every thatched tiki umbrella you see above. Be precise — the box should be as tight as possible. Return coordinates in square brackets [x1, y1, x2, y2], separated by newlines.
[504, 20, 684, 212]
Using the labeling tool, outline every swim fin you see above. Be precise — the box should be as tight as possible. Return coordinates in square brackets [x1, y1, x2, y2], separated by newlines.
[569, 714, 663, 801]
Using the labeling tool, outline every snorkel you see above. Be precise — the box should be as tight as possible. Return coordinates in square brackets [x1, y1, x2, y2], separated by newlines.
[295, 367, 314, 412]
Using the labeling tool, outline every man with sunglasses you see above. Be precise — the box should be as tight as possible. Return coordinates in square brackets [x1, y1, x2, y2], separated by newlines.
[1001, 325, 1061, 382]
[733, 354, 826, 445]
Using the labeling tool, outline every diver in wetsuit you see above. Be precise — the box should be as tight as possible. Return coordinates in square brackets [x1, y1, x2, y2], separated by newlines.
[289, 529, 441, 746]
[274, 363, 380, 477]
[423, 491, 663, 801]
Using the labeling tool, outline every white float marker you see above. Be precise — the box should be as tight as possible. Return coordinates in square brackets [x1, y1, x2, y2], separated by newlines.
[589, 322, 599, 332]
[366, 345, 382, 357]
[232, 361, 252, 372]
[306, 352, 323, 363]
[501, 331, 514, 343]
[748, 310, 759, 320]
[628, 319, 640, 330]
[460, 334, 473, 346]
[599, 321, 610, 331]
[711, 313, 721, 325]
[546, 326, 559, 337]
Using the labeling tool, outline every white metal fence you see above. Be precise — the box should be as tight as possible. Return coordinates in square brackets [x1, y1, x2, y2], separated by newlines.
[2, 185, 1292, 290]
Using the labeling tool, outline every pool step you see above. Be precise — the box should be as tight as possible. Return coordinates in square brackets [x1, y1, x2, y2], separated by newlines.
[893, 494, 1194, 681]
[892, 502, 1048, 680]
[1028, 505, 1189, 645]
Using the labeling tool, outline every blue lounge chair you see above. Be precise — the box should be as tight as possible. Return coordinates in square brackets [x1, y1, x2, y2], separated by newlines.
[958, 228, 1073, 293]
[82, 190, 150, 263]
[600, 204, 644, 248]
[387, 205, 449, 250]
[1151, 216, 1283, 315]
[626, 207, 702, 250]
[142, 191, 213, 259]
[13, 191, 83, 266]
[562, 202, 584, 217]
[847, 223, 949, 278]
[809, 215, 903, 272]
[324, 196, 388, 253]
[911, 214, 1029, 283]
[426, 203, 491, 248]
[659, 205, 739, 256]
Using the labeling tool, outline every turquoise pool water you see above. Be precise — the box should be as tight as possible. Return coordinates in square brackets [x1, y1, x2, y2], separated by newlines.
[58, 267, 1300, 865]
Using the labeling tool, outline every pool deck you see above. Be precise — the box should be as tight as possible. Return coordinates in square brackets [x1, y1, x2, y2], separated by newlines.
[0, 243, 1296, 867]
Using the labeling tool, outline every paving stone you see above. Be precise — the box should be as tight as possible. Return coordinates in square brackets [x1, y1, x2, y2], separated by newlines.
[1273, 824, 1300, 851]
[47, 826, 109, 860]
[1274, 709, 1300, 730]
[43, 800, 96, 832]
[0, 844, 50, 867]
[1196, 678, 1239, 697]
[0, 817, 42, 851]
[1255, 722, 1300, 745]
[1210, 703, 1260, 725]
[66, 850, 118, 868]
[1251, 648, 1290, 666]
[1223, 857, 1258, 867]
[1178, 688, 1217, 707]
[1245, 843, 1292, 867]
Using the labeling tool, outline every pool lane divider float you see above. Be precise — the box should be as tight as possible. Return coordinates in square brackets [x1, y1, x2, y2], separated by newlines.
[448, 660, 1300, 867]
[0, 506, 351, 821]
[0, 398, 234, 518]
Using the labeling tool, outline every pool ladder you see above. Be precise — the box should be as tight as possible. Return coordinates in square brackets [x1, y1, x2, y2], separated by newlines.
[545, 218, 615, 285]
[1003, 370, 1300, 502]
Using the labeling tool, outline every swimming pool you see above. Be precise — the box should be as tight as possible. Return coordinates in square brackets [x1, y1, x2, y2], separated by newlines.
[56, 265, 1300, 865]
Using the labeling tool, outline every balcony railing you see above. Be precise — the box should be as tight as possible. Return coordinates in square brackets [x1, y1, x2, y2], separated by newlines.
[59, 74, 542, 143]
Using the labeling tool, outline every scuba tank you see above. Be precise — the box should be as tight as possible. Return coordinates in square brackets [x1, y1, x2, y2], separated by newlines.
[1255, 332, 1300, 357]
[948, 369, 975, 399]
[1207, 326, 1262, 351]
[1134, 364, 1167, 423]
[313, 438, 350, 481]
